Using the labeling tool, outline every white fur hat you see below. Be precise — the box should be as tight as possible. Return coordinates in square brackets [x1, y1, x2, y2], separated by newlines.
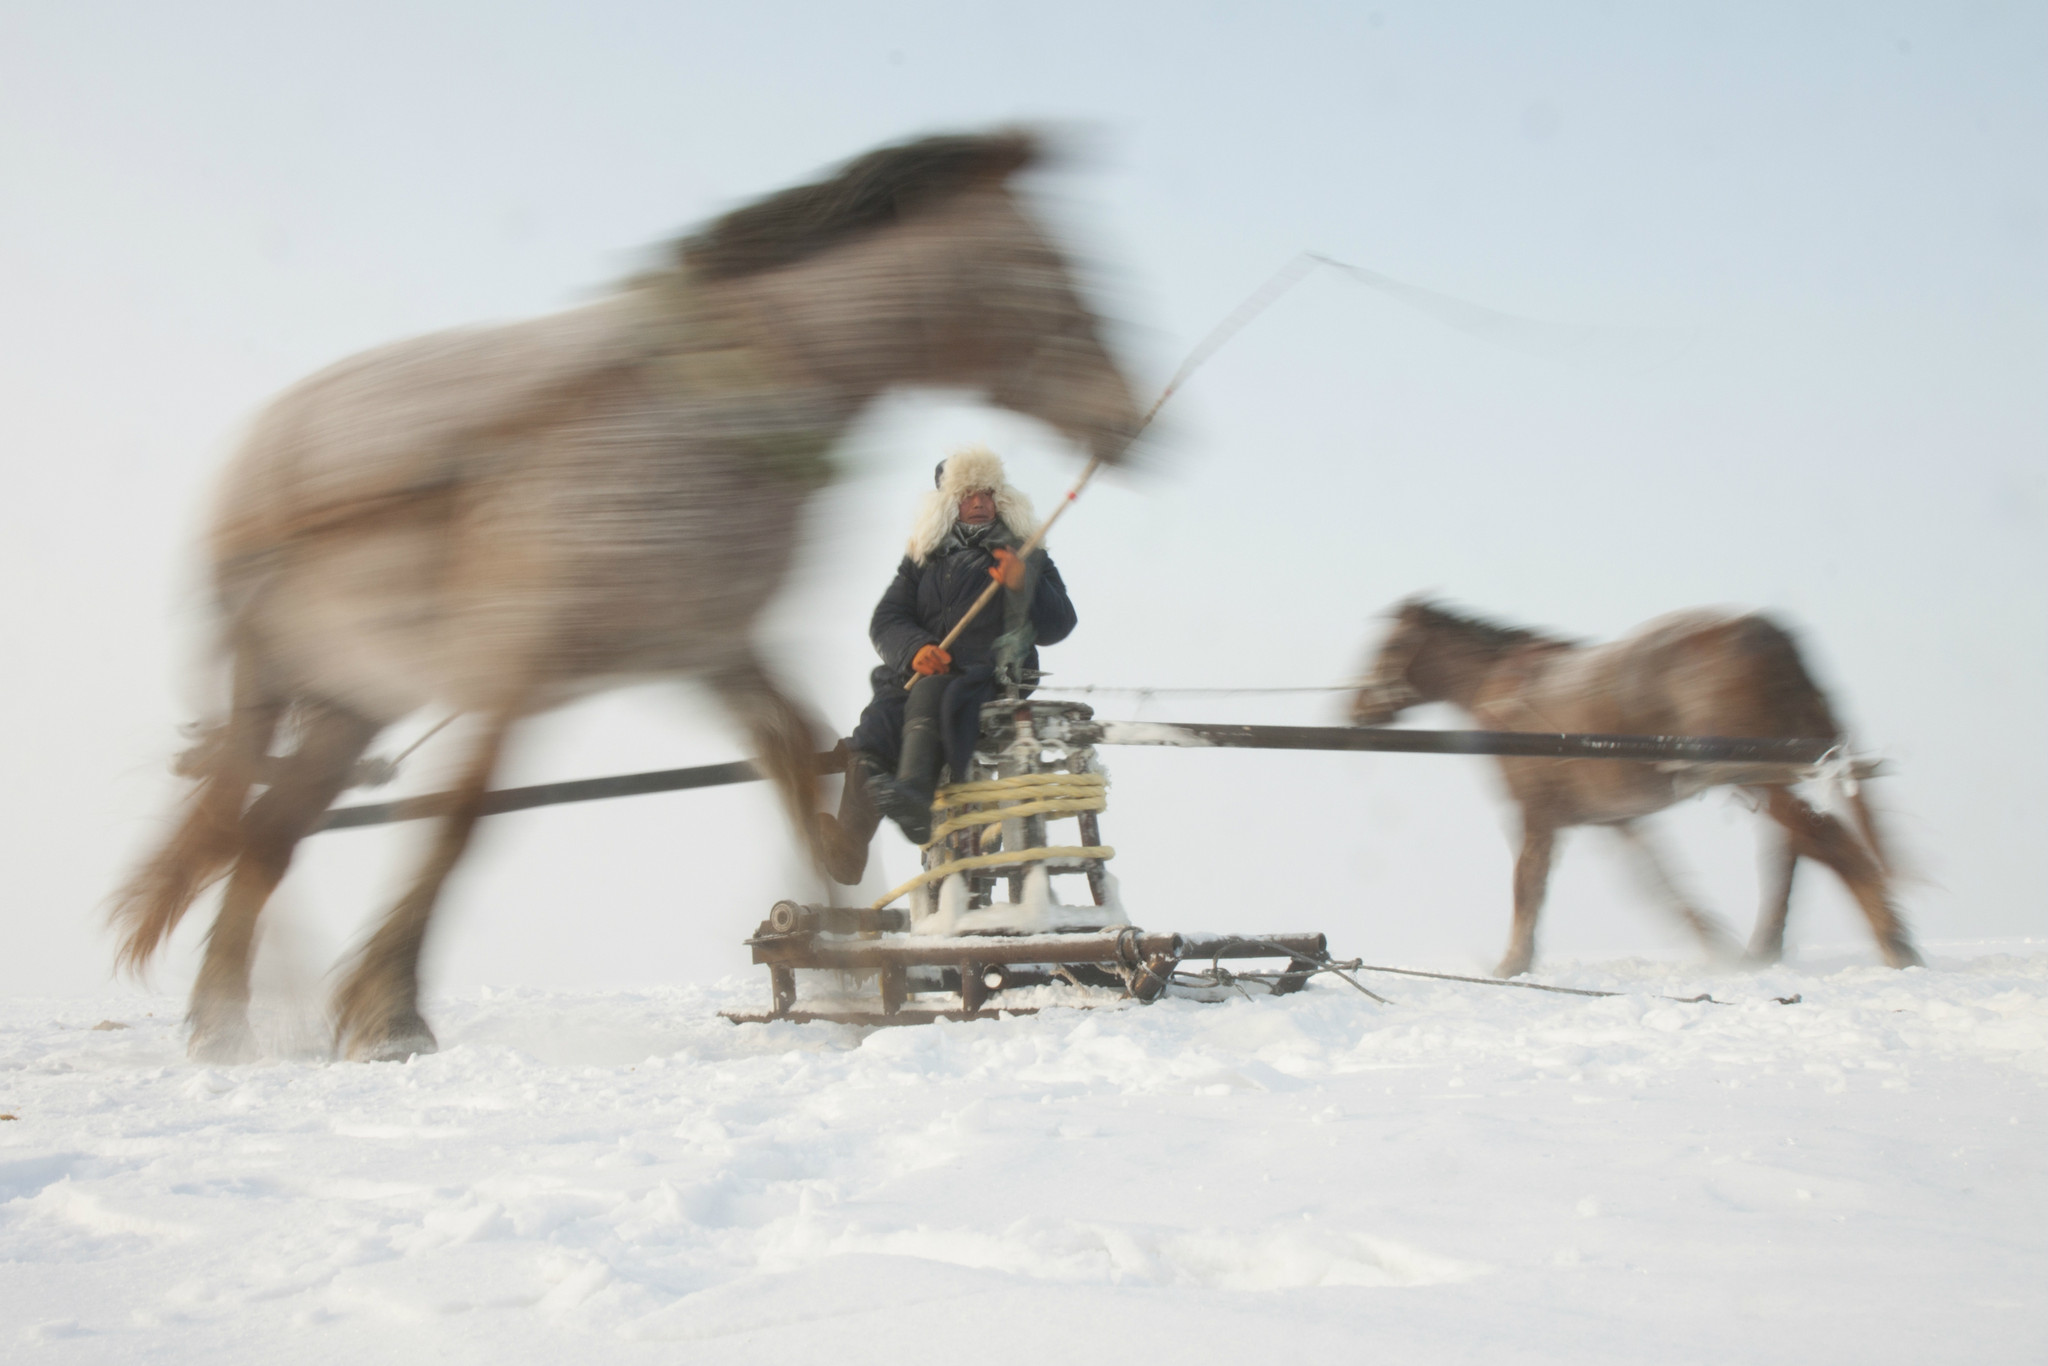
[905, 446, 1038, 564]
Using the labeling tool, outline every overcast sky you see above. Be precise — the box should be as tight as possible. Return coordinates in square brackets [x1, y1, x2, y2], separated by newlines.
[2, 1, 2042, 1000]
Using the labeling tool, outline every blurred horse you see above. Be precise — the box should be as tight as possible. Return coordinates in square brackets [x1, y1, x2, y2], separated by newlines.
[1348, 600, 1920, 977]
[114, 131, 1143, 1061]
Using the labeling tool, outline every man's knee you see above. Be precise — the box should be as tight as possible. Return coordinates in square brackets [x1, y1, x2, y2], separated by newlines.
[850, 692, 910, 766]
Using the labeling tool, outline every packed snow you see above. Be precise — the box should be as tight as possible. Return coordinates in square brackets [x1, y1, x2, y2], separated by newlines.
[4, 942, 2044, 1363]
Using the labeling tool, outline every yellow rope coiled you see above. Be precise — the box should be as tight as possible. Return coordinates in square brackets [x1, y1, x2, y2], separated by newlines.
[869, 845, 1116, 911]
[926, 771, 1106, 842]
[869, 771, 1113, 911]
[929, 796, 1104, 843]
[933, 772, 1106, 803]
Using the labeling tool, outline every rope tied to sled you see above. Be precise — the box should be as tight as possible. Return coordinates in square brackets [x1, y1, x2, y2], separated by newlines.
[869, 771, 1114, 911]
[924, 771, 1107, 843]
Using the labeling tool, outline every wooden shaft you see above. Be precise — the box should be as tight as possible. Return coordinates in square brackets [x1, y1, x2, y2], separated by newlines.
[750, 930, 1185, 970]
[311, 725, 1860, 835]
[1094, 721, 1843, 765]
[314, 750, 845, 832]
[312, 726, 1858, 834]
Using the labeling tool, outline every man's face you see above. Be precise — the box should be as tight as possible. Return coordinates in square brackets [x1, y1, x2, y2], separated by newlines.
[957, 489, 997, 525]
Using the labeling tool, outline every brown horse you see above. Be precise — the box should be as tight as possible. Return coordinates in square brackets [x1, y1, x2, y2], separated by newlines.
[1348, 600, 1920, 977]
[112, 131, 1143, 1062]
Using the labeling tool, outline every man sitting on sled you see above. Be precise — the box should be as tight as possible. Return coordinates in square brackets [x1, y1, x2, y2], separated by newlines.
[818, 447, 1077, 884]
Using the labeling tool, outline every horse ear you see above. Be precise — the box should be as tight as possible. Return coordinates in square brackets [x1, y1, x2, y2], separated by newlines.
[1391, 591, 1437, 620]
[974, 128, 1041, 181]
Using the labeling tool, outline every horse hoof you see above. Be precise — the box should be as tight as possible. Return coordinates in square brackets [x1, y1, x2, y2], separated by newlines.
[187, 1024, 259, 1065]
[344, 1019, 439, 1063]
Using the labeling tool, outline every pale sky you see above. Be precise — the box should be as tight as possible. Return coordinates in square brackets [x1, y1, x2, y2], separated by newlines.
[2, 1, 2042, 999]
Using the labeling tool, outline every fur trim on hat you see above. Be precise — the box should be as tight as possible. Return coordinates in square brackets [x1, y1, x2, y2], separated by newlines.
[905, 446, 1038, 564]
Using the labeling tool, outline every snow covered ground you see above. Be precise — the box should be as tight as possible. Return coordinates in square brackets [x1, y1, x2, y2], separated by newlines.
[4, 942, 2044, 1364]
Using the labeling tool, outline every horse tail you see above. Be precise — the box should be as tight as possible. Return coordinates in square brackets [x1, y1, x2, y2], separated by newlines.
[109, 651, 283, 977]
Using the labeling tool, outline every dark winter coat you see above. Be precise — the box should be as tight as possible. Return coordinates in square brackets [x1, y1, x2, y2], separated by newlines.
[849, 526, 1076, 776]
[869, 531, 1076, 682]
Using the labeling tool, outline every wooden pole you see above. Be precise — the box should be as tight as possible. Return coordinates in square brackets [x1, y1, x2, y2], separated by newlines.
[308, 726, 1863, 834]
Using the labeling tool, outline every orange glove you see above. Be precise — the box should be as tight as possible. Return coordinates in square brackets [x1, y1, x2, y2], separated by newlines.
[911, 644, 953, 676]
[988, 547, 1026, 591]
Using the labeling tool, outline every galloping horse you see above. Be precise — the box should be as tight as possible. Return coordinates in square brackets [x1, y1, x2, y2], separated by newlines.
[1348, 600, 1920, 977]
[114, 131, 1143, 1061]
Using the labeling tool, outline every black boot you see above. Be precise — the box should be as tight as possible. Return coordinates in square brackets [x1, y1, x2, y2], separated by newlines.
[872, 676, 948, 845]
[817, 750, 885, 884]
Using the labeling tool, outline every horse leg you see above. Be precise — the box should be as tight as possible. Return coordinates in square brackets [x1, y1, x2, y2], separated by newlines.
[705, 654, 829, 871]
[333, 710, 516, 1061]
[1845, 787, 1895, 877]
[189, 703, 380, 1062]
[1745, 818, 1797, 966]
[1762, 787, 1923, 969]
[111, 652, 283, 978]
[1498, 821, 1556, 978]
[1610, 819, 1739, 961]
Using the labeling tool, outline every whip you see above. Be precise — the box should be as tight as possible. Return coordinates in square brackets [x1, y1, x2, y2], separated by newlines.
[909, 253, 1321, 686]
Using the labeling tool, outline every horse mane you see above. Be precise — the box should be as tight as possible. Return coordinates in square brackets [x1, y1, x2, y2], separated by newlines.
[1402, 598, 1574, 650]
[679, 131, 1040, 281]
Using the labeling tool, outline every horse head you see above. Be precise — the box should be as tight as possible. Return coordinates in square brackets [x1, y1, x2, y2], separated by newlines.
[1347, 600, 1433, 726]
[681, 129, 1144, 467]
[1349, 598, 1555, 725]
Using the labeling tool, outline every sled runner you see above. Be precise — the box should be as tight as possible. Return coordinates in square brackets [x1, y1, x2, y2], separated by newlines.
[723, 698, 1338, 1024]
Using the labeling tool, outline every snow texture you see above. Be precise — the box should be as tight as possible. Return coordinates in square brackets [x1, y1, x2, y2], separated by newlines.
[3, 943, 2045, 1363]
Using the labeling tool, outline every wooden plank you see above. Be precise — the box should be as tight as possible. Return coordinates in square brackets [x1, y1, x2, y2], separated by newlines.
[719, 1008, 1039, 1026]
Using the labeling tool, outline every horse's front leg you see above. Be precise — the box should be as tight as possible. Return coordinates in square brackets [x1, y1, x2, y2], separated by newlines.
[333, 708, 517, 1061]
[1746, 817, 1797, 965]
[1499, 820, 1556, 978]
[703, 653, 830, 875]
[1611, 819, 1739, 962]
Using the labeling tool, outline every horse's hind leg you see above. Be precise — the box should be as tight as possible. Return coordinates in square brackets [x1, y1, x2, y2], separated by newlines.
[705, 655, 829, 871]
[1846, 787, 1895, 877]
[1498, 821, 1556, 978]
[333, 711, 516, 1061]
[189, 702, 380, 1062]
[1762, 787, 1922, 968]
[1610, 819, 1739, 962]
[1745, 818, 1797, 966]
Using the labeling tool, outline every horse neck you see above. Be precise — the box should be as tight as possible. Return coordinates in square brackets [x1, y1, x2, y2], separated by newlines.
[1410, 628, 1528, 711]
[691, 208, 978, 399]
[699, 192, 1133, 461]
